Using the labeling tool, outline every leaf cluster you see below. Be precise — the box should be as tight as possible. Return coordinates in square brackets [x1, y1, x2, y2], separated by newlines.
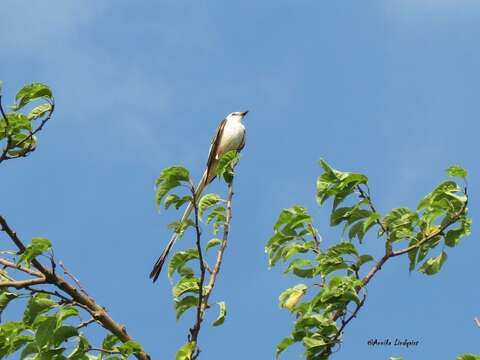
[0, 83, 54, 162]
[267, 160, 472, 359]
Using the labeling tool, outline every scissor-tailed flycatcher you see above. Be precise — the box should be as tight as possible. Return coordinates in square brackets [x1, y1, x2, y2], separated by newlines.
[150, 111, 248, 282]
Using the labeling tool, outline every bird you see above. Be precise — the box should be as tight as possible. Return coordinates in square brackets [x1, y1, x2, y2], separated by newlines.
[150, 111, 248, 282]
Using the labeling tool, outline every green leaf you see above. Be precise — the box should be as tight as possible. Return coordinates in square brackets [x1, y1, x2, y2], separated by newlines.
[279, 284, 307, 310]
[52, 326, 78, 346]
[174, 296, 198, 320]
[356, 254, 374, 268]
[363, 212, 380, 232]
[0, 290, 18, 315]
[68, 335, 89, 359]
[168, 249, 199, 279]
[155, 166, 190, 208]
[175, 342, 196, 360]
[205, 206, 226, 234]
[56, 305, 79, 322]
[164, 194, 192, 210]
[417, 181, 464, 212]
[447, 165, 468, 178]
[14, 83, 53, 111]
[212, 301, 226, 326]
[303, 336, 326, 351]
[281, 241, 316, 262]
[328, 242, 358, 257]
[168, 219, 195, 235]
[217, 150, 240, 183]
[20, 342, 38, 360]
[118, 340, 143, 356]
[19, 237, 52, 266]
[456, 355, 480, 360]
[445, 218, 472, 247]
[418, 251, 447, 275]
[102, 334, 120, 351]
[35, 316, 57, 347]
[23, 293, 56, 325]
[27, 103, 52, 121]
[276, 335, 295, 359]
[206, 238, 221, 252]
[316, 159, 368, 205]
[198, 193, 222, 219]
[389, 357, 404, 360]
[172, 277, 200, 298]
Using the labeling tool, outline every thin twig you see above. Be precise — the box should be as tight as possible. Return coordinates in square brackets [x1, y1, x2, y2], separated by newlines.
[88, 347, 122, 355]
[356, 185, 387, 234]
[0, 276, 47, 289]
[200, 180, 234, 312]
[190, 183, 206, 345]
[319, 295, 367, 357]
[0, 258, 44, 277]
[59, 260, 89, 297]
[308, 223, 321, 254]
[0, 96, 13, 163]
[10, 100, 54, 155]
[77, 318, 98, 329]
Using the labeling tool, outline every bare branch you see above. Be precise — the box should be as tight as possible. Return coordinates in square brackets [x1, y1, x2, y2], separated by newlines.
[0, 258, 44, 277]
[59, 260, 89, 297]
[77, 318, 98, 329]
[0, 276, 47, 289]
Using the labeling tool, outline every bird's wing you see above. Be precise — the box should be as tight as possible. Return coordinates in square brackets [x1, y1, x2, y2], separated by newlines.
[205, 118, 226, 181]
[238, 129, 246, 152]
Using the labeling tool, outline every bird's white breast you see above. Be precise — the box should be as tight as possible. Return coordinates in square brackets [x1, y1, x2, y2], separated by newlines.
[217, 119, 245, 158]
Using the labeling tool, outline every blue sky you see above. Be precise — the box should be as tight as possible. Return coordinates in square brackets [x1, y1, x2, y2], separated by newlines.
[1, 1, 479, 359]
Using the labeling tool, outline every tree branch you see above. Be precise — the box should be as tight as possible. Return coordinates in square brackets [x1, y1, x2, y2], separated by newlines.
[0, 258, 44, 277]
[362, 200, 468, 287]
[0, 276, 47, 289]
[0, 214, 150, 360]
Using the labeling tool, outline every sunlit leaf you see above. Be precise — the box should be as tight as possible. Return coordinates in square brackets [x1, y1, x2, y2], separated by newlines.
[212, 301, 226, 326]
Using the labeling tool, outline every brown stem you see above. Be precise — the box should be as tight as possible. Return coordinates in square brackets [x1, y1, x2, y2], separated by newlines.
[190, 184, 206, 345]
[0, 258, 44, 277]
[0, 277, 47, 289]
[189, 179, 235, 360]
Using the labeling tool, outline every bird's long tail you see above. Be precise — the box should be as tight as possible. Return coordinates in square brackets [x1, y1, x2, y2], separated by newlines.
[149, 169, 209, 282]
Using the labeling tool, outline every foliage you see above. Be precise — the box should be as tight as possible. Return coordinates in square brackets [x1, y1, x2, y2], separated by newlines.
[266, 160, 471, 359]
[0, 82, 148, 360]
[0, 82, 54, 162]
[154, 151, 241, 357]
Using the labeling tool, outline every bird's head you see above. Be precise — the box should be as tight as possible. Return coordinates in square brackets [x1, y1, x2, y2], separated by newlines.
[227, 111, 249, 122]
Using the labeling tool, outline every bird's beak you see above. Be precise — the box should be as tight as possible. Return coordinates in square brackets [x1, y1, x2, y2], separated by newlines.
[241, 110, 249, 116]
